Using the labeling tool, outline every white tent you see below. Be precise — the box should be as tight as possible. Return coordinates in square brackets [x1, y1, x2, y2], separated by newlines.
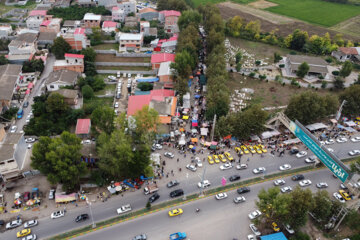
[306, 123, 328, 131]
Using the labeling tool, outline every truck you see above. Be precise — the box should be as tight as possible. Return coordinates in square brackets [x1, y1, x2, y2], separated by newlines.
[170, 232, 187, 240]
[116, 204, 132, 215]
[144, 183, 159, 195]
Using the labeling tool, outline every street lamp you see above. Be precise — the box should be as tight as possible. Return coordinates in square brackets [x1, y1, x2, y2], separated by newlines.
[86, 199, 96, 228]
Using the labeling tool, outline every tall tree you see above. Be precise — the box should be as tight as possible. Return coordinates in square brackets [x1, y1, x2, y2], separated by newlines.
[91, 106, 115, 135]
[80, 47, 97, 62]
[310, 190, 332, 222]
[296, 62, 309, 78]
[133, 105, 160, 144]
[225, 16, 243, 38]
[286, 187, 313, 228]
[339, 61, 353, 78]
[51, 37, 71, 59]
[340, 85, 360, 116]
[290, 29, 309, 51]
[0, 55, 9, 65]
[178, 10, 202, 31]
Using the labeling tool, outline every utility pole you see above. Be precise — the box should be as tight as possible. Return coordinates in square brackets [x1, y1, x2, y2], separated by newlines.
[210, 114, 216, 142]
[198, 166, 207, 197]
[336, 100, 346, 121]
[86, 199, 96, 228]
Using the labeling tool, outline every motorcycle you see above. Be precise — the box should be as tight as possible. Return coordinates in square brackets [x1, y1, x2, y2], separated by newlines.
[195, 208, 200, 213]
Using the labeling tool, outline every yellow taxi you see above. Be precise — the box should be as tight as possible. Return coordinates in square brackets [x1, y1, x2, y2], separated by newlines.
[241, 146, 250, 154]
[224, 152, 234, 161]
[218, 154, 227, 163]
[168, 208, 183, 217]
[213, 155, 220, 164]
[234, 147, 243, 155]
[17, 229, 31, 238]
[339, 190, 351, 201]
[207, 156, 214, 165]
[272, 222, 280, 232]
[259, 144, 267, 153]
[247, 145, 256, 154]
[254, 145, 262, 154]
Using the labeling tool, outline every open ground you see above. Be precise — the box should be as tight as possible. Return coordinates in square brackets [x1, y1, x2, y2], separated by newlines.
[330, 15, 360, 38]
[95, 54, 151, 63]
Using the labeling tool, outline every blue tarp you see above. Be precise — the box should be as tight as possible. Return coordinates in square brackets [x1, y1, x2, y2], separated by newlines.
[260, 232, 287, 240]
[192, 120, 198, 123]
[134, 91, 151, 95]
[195, 95, 201, 99]
[137, 78, 159, 83]
[188, 79, 192, 87]
[337, 124, 345, 129]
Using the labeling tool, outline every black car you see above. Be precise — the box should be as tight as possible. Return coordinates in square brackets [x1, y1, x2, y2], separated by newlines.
[23, 101, 29, 108]
[291, 174, 305, 181]
[229, 175, 241, 182]
[237, 187, 250, 194]
[148, 193, 160, 203]
[290, 148, 299, 154]
[167, 180, 179, 188]
[133, 234, 147, 240]
[0, 220, 4, 226]
[170, 189, 184, 198]
[75, 214, 89, 222]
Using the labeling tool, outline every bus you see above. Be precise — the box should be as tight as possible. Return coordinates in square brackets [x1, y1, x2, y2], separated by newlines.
[17, 109, 24, 119]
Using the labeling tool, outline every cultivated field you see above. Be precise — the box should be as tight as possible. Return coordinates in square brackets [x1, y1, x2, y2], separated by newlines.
[95, 54, 151, 63]
[330, 15, 360, 38]
[266, 0, 360, 27]
[192, 0, 254, 7]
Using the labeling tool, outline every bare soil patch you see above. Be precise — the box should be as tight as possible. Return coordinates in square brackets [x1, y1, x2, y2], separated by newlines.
[217, 2, 359, 41]
[330, 15, 360, 38]
[96, 54, 151, 63]
[248, 0, 278, 9]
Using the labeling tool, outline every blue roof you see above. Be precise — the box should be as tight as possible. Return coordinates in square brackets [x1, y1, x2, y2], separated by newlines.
[134, 91, 151, 95]
[137, 78, 159, 82]
[260, 232, 287, 240]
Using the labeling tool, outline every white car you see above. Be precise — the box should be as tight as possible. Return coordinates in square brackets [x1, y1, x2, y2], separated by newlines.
[197, 180, 211, 188]
[327, 148, 334, 153]
[351, 136, 360, 142]
[252, 167, 266, 174]
[248, 210, 262, 220]
[51, 210, 65, 219]
[164, 152, 174, 158]
[155, 144, 162, 150]
[127, 73, 131, 78]
[186, 164, 197, 172]
[81, 140, 91, 144]
[325, 139, 335, 145]
[24, 219, 38, 228]
[305, 155, 317, 163]
[195, 157, 202, 168]
[27, 144, 33, 149]
[233, 196, 246, 204]
[108, 75, 116, 81]
[333, 192, 345, 203]
[349, 150, 360, 156]
[247, 234, 256, 240]
[296, 151, 307, 158]
[281, 186, 292, 193]
[25, 138, 36, 143]
[249, 224, 261, 236]
[215, 193, 228, 200]
[279, 164, 291, 171]
[114, 102, 119, 108]
[274, 179, 285, 186]
[10, 126, 17, 133]
[22, 234, 37, 240]
[220, 162, 233, 170]
[236, 163, 248, 170]
[336, 137, 347, 143]
[316, 182, 328, 188]
[284, 224, 295, 234]
[299, 179, 312, 187]
[6, 219, 22, 229]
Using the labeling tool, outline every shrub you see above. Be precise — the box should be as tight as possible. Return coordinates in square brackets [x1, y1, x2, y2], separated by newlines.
[259, 74, 266, 80]
[275, 75, 281, 82]
[236, 62, 242, 72]
[321, 81, 327, 89]
[82, 85, 94, 99]
[282, 82, 285, 86]
[137, 82, 153, 91]
[318, 75, 324, 80]
[255, 60, 261, 66]
[289, 50, 297, 55]
[332, 71, 339, 76]
[249, 72, 256, 77]
[279, 64, 285, 68]
[325, 57, 333, 63]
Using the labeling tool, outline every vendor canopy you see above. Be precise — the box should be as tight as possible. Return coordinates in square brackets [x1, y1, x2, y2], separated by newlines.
[306, 122, 328, 131]
[261, 130, 280, 139]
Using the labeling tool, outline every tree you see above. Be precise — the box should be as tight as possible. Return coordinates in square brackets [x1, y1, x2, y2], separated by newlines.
[0, 55, 9, 65]
[310, 190, 332, 222]
[47, 5, 110, 21]
[244, 20, 261, 39]
[91, 106, 115, 135]
[31, 131, 87, 191]
[90, 27, 102, 46]
[178, 10, 202, 31]
[339, 61, 353, 78]
[171, 50, 195, 78]
[235, 52, 242, 63]
[296, 62, 309, 78]
[340, 85, 360, 116]
[333, 76, 345, 89]
[290, 232, 311, 240]
[133, 105, 160, 144]
[286, 187, 313, 228]
[137, 82, 153, 91]
[290, 29, 309, 51]
[354, 74, 360, 85]
[80, 47, 97, 62]
[274, 52, 282, 63]
[22, 59, 44, 73]
[157, 0, 188, 12]
[51, 37, 71, 59]
[225, 16, 243, 37]
[84, 62, 97, 77]
[82, 85, 94, 99]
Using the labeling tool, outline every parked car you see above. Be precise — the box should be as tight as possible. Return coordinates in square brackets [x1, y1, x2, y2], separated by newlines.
[170, 189, 184, 198]
[274, 179, 285, 186]
[186, 164, 197, 172]
[215, 193, 228, 200]
[25, 138, 36, 143]
[299, 180, 312, 187]
[132, 234, 147, 240]
[148, 193, 160, 203]
[233, 196, 246, 204]
[237, 187, 250, 194]
[10, 126, 17, 133]
[219, 162, 233, 170]
[333, 192, 345, 203]
[281, 186, 293, 193]
[229, 175, 241, 182]
[236, 163, 248, 170]
[51, 210, 65, 219]
[316, 182, 328, 188]
[23, 101, 29, 108]
[292, 174, 305, 181]
[167, 180, 179, 188]
[349, 150, 360, 156]
[249, 224, 261, 236]
[49, 189, 55, 200]
[284, 224, 295, 234]
[296, 151, 307, 158]
[195, 157, 202, 167]
[17, 229, 31, 238]
[248, 210, 262, 220]
[164, 152, 175, 158]
[21, 234, 37, 240]
[24, 220, 38, 228]
[351, 137, 360, 142]
[197, 180, 210, 188]
[252, 167, 266, 174]
[75, 214, 89, 222]
[305, 155, 317, 163]
[6, 219, 22, 229]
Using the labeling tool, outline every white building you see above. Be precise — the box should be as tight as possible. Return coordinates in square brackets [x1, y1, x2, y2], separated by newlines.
[112, 6, 125, 22]
[0, 25, 12, 39]
[140, 21, 150, 36]
[46, 69, 80, 91]
[26, 10, 47, 30]
[102, 21, 117, 33]
[331, 47, 360, 62]
[8, 33, 38, 63]
[116, 0, 136, 16]
[118, 32, 143, 52]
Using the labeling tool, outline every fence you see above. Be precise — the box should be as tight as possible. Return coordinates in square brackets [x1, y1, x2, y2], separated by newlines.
[97, 70, 157, 75]
[103, 40, 117, 44]
[95, 62, 151, 67]
[94, 50, 151, 58]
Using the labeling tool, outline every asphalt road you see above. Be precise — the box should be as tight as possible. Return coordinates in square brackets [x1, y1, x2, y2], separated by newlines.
[73, 168, 351, 240]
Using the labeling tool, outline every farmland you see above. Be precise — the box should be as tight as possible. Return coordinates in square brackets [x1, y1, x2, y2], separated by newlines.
[266, 0, 360, 27]
[192, 0, 254, 7]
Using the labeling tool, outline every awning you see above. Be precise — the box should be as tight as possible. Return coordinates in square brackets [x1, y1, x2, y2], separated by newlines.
[182, 115, 189, 120]
[204, 142, 211, 146]
[344, 121, 357, 127]
[192, 122, 198, 127]
[137, 78, 159, 83]
[337, 124, 345, 129]
[209, 145, 217, 150]
[55, 193, 77, 203]
[261, 130, 281, 139]
[195, 95, 200, 99]
[211, 141, 218, 145]
[191, 129, 198, 134]
[25, 89, 30, 94]
[200, 128, 208, 136]
[306, 123, 328, 131]
[344, 127, 357, 132]
[27, 82, 34, 89]
[283, 138, 301, 145]
[330, 119, 337, 124]
[191, 138, 198, 142]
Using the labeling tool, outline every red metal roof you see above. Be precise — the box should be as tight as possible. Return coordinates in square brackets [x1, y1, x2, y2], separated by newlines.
[102, 21, 117, 28]
[140, 8, 158, 13]
[160, 10, 181, 17]
[339, 47, 359, 55]
[65, 53, 84, 59]
[75, 119, 91, 134]
[41, 20, 51, 26]
[74, 28, 85, 35]
[151, 53, 175, 64]
[29, 10, 47, 16]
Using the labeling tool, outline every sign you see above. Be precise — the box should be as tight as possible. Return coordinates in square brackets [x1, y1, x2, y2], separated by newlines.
[221, 177, 227, 186]
[289, 121, 350, 183]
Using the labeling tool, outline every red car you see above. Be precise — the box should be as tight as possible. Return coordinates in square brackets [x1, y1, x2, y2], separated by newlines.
[23, 192, 30, 201]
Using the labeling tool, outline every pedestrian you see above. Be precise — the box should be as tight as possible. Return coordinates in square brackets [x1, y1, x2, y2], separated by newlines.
[247, 157, 250, 162]
[177, 158, 179, 163]
[166, 174, 169, 178]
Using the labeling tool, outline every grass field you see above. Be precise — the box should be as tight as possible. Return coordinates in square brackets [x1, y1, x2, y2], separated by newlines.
[192, 0, 254, 7]
[92, 43, 119, 50]
[266, 0, 360, 27]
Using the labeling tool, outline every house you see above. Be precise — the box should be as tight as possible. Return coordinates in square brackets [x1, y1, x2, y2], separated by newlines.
[37, 32, 57, 48]
[102, 21, 117, 33]
[62, 20, 81, 29]
[53, 53, 84, 73]
[115, 0, 136, 15]
[151, 53, 175, 69]
[285, 55, 329, 78]
[53, 89, 79, 107]
[83, 13, 101, 29]
[159, 10, 181, 34]
[61, 28, 90, 51]
[161, 39, 177, 52]
[16, 72, 38, 98]
[124, 16, 138, 28]
[118, 32, 143, 52]
[158, 61, 174, 83]
[75, 119, 91, 138]
[77, 0, 96, 7]
[139, 8, 159, 21]
[0, 25, 13, 39]
[0, 64, 22, 113]
[97, 0, 116, 7]
[140, 21, 152, 36]
[332, 47, 360, 62]
[7, 32, 38, 64]
[0, 133, 27, 182]
[26, 10, 47, 30]
[46, 69, 80, 91]
[112, 6, 125, 22]
[39, 17, 62, 33]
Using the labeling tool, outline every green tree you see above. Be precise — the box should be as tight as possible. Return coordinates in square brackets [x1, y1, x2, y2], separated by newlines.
[178, 10, 202, 31]
[133, 105, 160, 144]
[47, 5, 110, 21]
[290, 29, 309, 51]
[339, 61, 353, 78]
[235, 52, 242, 63]
[274, 52, 282, 63]
[340, 85, 360, 116]
[286, 187, 313, 228]
[22, 59, 44, 73]
[90, 27, 102, 45]
[31, 131, 87, 191]
[46, 93, 69, 114]
[51, 37, 71, 59]
[334, 76, 345, 90]
[345, 209, 360, 233]
[171, 50, 194, 78]
[225, 16, 243, 37]
[91, 106, 115, 135]
[80, 47, 97, 62]
[157, 0, 188, 12]
[214, 115, 234, 138]
[82, 85, 94, 99]
[310, 190, 332, 222]
[84, 62, 97, 77]
[137, 82, 153, 91]
[296, 62, 309, 78]
[0, 55, 9, 65]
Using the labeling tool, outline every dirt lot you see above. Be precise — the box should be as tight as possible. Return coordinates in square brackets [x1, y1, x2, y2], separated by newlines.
[248, 0, 277, 9]
[217, 2, 359, 41]
[95, 54, 151, 63]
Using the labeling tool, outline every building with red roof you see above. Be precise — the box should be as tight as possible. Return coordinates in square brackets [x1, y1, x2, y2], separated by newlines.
[102, 21, 117, 33]
[332, 47, 360, 62]
[151, 53, 175, 69]
[159, 10, 181, 34]
[61, 28, 90, 51]
[29, 10, 47, 16]
[53, 53, 84, 73]
[39, 17, 62, 33]
[75, 119, 91, 137]
[26, 10, 48, 30]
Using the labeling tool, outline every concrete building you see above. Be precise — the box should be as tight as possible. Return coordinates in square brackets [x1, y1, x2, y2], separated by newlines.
[37, 32, 57, 48]
[83, 13, 101, 29]
[124, 16, 138, 28]
[46, 69, 80, 92]
[75, 119, 91, 138]
[151, 53, 175, 70]
[0, 64, 22, 113]
[158, 61, 174, 83]
[53, 53, 84, 73]
[112, 6, 125, 22]
[0, 25, 13, 39]
[62, 20, 82, 29]
[159, 10, 181, 34]
[115, 0, 136, 16]
[61, 28, 90, 51]
[39, 17, 62, 33]
[53, 89, 79, 107]
[26, 10, 47, 30]
[285, 55, 329, 78]
[97, 0, 116, 7]
[138, 8, 159, 21]
[118, 32, 143, 52]
[332, 47, 360, 62]
[102, 21, 117, 33]
[76, 0, 96, 7]
[7, 33, 38, 64]
[140, 21, 150, 36]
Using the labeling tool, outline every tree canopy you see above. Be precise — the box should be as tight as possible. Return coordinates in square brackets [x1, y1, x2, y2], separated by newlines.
[91, 106, 115, 135]
[51, 37, 71, 59]
[47, 5, 110, 21]
[339, 61, 353, 78]
[339, 85, 360, 116]
[296, 62, 309, 78]
[157, 0, 189, 12]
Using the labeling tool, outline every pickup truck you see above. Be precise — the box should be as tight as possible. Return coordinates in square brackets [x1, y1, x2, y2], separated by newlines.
[116, 204, 132, 215]
[170, 232, 187, 240]
[144, 183, 159, 195]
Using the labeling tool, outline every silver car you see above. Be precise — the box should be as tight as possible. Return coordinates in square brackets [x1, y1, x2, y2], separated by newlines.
[249, 224, 261, 236]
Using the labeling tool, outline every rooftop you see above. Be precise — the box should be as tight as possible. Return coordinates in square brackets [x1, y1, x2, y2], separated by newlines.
[75, 119, 91, 135]
[103, 21, 117, 28]
[46, 70, 79, 85]
[28, 10, 47, 16]
[160, 10, 181, 17]
[139, 7, 158, 13]
[338, 47, 359, 55]
[151, 53, 175, 64]
[119, 33, 143, 41]
[38, 32, 57, 41]
[158, 61, 173, 76]
[9, 33, 38, 48]
[54, 89, 78, 99]
[287, 54, 328, 66]
[0, 64, 23, 101]
[83, 13, 101, 21]
[65, 53, 84, 59]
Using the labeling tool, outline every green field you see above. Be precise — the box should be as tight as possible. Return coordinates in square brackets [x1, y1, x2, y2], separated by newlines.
[192, 0, 254, 7]
[266, 0, 360, 27]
